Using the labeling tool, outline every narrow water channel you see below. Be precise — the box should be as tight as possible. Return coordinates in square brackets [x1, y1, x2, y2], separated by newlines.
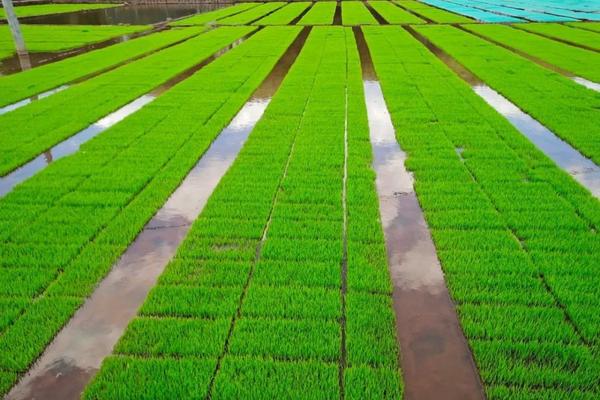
[0, 85, 68, 116]
[0, 34, 251, 197]
[5, 28, 308, 400]
[406, 26, 600, 199]
[355, 28, 485, 400]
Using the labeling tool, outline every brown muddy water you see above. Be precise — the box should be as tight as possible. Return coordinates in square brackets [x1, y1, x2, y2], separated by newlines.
[5, 28, 307, 400]
[407, 26, 600, 198]
[0, 33, 251, 196]
[355, 28, 485, 400]
[17, 4, 223, 25]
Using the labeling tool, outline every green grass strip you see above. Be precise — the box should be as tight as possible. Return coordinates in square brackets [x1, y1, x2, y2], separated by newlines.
[0, 24, 149, 59]
[464, 24, 600, 82]
[414, 25, 600, 166]
[394, 0, 472, 23]
[0, 27, 300, 395]
[253, 2, 311, 25]
[368, 1, 424, 24]
[342, 1, 378, 25]
[364, 25, 600, 396]
[566, 22, 600, 34]
[218, 2, 286, 25]
[0, 3, 119, 19]
[0, 26, 205, 108]
[0, 26, 252, 176]
[297, 1, 336, 25]
[514, 23, 600, 51]
[170, 3, 258, 26]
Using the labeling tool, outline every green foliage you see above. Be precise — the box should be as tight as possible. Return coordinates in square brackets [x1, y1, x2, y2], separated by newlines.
[253, 2, 311, 25]
[297, 2, 336, 25]
[368, 1, 424, 24]
[342, 2, 378, 25]
[394, 0, 472, 22]
[171, 3, 258, 26]
[218, 2, 286, 25]
[0, 3, 118, 20]
[514, 23, 600, 51]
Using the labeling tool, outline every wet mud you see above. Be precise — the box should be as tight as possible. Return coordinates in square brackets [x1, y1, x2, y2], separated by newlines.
[18, 4, 219, 25]
[355, 28, 485, 400]
[5, 27, 308, 400]
[333, 3, 342, 25]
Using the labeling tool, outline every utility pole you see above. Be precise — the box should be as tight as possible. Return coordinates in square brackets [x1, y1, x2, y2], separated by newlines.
[1, 0, 31, 70]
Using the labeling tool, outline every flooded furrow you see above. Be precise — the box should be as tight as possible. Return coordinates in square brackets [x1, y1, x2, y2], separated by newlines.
[473, 85, 600, 198]
[0, 84, 68, 116]
[4, 28, 308, 400]
[355, 28, 485, 400]
[19, 4, 217, 25]
[333, 2, 342, 25]
[0, 32, 252, 196]
[405, 26, 600, 198]
[0, 26, 165, 76]
[456, 25, 600, 93]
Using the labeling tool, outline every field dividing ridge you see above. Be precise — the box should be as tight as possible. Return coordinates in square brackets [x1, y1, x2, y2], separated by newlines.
[358, 26, 484, 400]
[0, 26, 254, 177]
[0, 26, 301, 397]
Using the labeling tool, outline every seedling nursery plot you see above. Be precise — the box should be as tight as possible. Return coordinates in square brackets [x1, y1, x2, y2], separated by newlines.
[0, 0, 599, 399]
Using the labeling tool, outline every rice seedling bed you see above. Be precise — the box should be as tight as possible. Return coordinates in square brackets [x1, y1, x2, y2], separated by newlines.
[218, 2, 286, 25]
[0, 3, 119, 20]
[0, 26, 206, 108]
[0, 24, 149, 60]
[342, 1, 379, 26]
[297, 2, 336, 25]
[368, 1, 425, 24]
[514, 23, 600, 51]
[0, 26, 253, 176]
[0, 26, 300, 396]
[253, 2, 311, 25]
[567, 22, 600, 33]
[170, 3, 258, 26]
[84, 25, 403, 400]
[363, 25, 600, 399]
[463, 24, 600, 82]
[415, 25, 600, 165]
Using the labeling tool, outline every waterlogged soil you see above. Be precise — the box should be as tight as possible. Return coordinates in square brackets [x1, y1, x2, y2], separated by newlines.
[5, 28, 308, 399]
[355, 28, 484, 400]
[19, 4, 222, 25]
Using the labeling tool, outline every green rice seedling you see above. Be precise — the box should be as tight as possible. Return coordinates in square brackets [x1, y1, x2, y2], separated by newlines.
[394, 0, 472, 23]
[368, 1, 424, 24]
[84, 356, 217, 400]
[486, 385, 598, 400]
[218, 2, 286, 25]
[342, 1, 378, 25]
[514, 23, 600, 51]
[0, 3, 118, 19]
[253, 2, 311, 25]
[463, 24, 600, 82]
[252, 260, 341, 288]
[414, 25, 600, 165]
[0, 24, 149, 59]
[1, 26, 206, 107]
[241, 285, 341, 320]
[297, 1, 336, 25]
[0, 26, 254, 175]
[212, 357, 339, 399]
[345, 365, 403, 400]
[566, 22, 600, 34]
[0, 268, 56, 297]
[171, 3, 258, 26]
[364, 25, 600, 395]
[115, 317, 231, 357]
[228, 318, 341, 361]
[158, 259, 251, 287]
[0, 298, 30, 333]
[0, 27, 302, 395]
